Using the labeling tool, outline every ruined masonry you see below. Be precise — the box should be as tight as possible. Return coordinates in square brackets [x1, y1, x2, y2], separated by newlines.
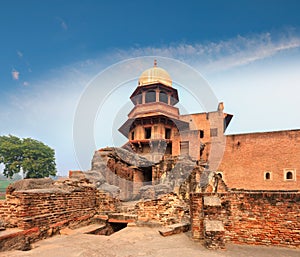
[0, 62, 300, 251]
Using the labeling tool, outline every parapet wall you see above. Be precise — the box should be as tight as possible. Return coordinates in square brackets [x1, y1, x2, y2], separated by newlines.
[191, 190, 300, 248]
[219, 129, 300, 190]
[0, 179, 118, 230]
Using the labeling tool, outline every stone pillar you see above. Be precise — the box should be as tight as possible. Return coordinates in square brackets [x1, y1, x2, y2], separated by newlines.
[190, 193, 204, 240]
[155, 89, 159, 102]
[142, 91, 146, 104]
[167, 94, 171, 105]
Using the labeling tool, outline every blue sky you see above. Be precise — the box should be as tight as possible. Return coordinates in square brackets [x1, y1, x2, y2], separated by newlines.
[1, 0, 300, 175]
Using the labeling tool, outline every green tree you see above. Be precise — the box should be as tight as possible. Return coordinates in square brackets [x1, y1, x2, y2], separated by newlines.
[0, 135, 57, 179]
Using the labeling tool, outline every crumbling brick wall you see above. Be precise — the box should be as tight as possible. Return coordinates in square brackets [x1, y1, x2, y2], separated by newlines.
[98, 192, 120, 213]
[0, 200, 6, 221]
[135, 193, 189, 226]
[0, 179, 119, 230]
[191, 191, 300, 248]
[0, 179, 121, 252]
[4, 188, 98, 230]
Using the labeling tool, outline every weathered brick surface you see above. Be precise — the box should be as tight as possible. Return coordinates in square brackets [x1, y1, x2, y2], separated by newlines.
[0, 180, 119, 230]
[191, 191, 300, 248]
[5, 189, 97, 230]
[98, 192, 120, 214]
[219, 130, 300, 190]
[0, 200, 5, 220]
[190, 194, 203, 240]
[0, 179, 122, 251]
[135, 193, 189, 226]
[204, 230, 226, 249]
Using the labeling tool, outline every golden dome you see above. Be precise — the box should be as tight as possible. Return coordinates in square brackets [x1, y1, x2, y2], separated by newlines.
[138, 60, 172, 87]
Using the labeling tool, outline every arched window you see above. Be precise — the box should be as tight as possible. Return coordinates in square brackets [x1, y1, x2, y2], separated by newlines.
[265, 172, 270, 180]
[159, 91, 168, 104]
[286, 171, 293, 180]
[133, 94, 142, 105]
[145, 90, 156, 103]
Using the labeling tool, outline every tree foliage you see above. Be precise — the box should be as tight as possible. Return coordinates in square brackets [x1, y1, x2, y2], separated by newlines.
[0, 135, 57, 179]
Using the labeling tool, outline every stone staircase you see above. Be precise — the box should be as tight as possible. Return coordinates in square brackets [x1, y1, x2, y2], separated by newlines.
[97, 199, 190, 236]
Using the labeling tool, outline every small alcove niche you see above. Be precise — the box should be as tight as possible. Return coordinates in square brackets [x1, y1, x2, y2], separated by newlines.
[264, 171, 271, 180]
[284, 169, 296, 181]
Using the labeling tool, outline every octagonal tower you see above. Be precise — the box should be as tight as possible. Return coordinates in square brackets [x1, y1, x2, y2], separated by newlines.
[119, 61, 189, 162]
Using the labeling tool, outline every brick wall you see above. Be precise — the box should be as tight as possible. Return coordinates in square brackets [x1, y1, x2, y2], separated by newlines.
[0, 180, 119, 230]
[219, 129, 300, 190]
[4, 188, 97, 230]
[135, 193, 189, 226]
[98, 192, 120, 214]
[178, 111, 226, 166]
[190, 194, 203, 240]
[0, 200, 5, 220]
[191, 191, 300, 248]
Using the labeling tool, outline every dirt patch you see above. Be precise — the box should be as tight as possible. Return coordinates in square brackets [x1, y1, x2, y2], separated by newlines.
[1, 227, 300, 257]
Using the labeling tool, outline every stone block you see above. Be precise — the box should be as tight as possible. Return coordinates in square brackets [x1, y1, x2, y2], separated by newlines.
[204, 220, 225, 249]
[204, 220, 224, 232]
[203, 196, 221, 206]
[159, 222, 190, 237]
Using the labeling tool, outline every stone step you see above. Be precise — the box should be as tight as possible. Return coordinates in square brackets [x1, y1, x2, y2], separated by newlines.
[108, 213, 138, 223]
[60, 224, 106, 235]
[158, 222, 190, 237]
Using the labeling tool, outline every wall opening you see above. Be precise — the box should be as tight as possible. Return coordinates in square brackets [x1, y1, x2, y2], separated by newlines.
[145, 90, 156, 103]
[145, 127, 151, 139]
[265, 172, 271, 180]
[284, 169, 296, 181]
[159, 91, 168, 104]
[165, 143, 172, 154]
[200, 130, 204, 138]
[217, 172, 223, 179]
[143, 167, 152, 183]
[133, 94, 142, 105]
[165, 128, 171, 139]
[286, 171, 293, 180]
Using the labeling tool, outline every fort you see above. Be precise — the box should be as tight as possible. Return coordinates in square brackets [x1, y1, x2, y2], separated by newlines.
[0, 62, 299, 253]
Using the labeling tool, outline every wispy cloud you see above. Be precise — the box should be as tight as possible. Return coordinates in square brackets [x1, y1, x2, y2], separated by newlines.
[56, 17, 68, 31]
[114, 31, 300, 73]
[11, 69, 20, 80]
[2, 29, 300, 174]
[61, 20, 68, 30]
[17, 50, 23, 58]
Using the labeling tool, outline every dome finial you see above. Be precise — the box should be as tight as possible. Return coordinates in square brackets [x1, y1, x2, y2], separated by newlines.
[138, 61, 172, 87]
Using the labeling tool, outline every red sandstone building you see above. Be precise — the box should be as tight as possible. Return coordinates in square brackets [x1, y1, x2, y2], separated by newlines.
[119, 62, 300, 191]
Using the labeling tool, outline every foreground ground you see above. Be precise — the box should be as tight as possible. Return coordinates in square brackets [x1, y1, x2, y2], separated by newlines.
[0, 226, 299, 257]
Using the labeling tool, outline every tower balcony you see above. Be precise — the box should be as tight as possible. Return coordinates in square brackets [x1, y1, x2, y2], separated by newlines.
[128, 102, 180, 120]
